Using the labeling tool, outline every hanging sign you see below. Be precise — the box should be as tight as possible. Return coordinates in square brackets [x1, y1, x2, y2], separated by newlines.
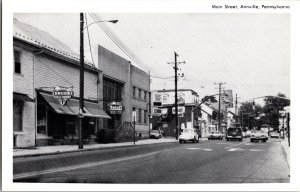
[108, 101, 123, 114]
[52, 86, 73, 105]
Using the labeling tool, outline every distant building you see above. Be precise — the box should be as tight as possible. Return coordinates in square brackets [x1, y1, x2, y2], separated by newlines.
[150, 89, 201, 137]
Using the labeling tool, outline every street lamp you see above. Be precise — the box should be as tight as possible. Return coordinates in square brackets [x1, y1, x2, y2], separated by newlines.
[78, 13, 117, 149]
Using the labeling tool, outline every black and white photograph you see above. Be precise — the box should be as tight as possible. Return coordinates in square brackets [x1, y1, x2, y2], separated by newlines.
[2, 0, 300, 191]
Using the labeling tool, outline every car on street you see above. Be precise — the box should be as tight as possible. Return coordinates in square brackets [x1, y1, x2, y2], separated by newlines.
[270, 131, 280, 138]
[226, 127, 243, 141]
[250, 130, 268, 142]
[208, 131, 224, 140]
[150, 129, 162, 139]
[179, 128, 199, 143]
[246, 130, 251, 137]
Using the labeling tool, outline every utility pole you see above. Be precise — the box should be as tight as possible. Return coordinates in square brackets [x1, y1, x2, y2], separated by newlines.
[168, 52, 185, 140]
[215, 82, 226, 133]
[148, 71, 151, 138]
[78, 13, 84, 149]
[235, 93, 238, 127]
[174, 52, 179, 140]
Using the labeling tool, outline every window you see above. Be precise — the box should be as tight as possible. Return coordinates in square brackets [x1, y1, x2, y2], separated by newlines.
[144, 110, 147, 124]
[133, 87, 136, 98]
[13, 100, 23, 131]
[14, 50, 21, 74]
[144, 91, 147, 100]
[138, 109, 142, 123]
[103, 78, 122, 103]
[162, 95, 169, 103]
[138, 89, 142, 99]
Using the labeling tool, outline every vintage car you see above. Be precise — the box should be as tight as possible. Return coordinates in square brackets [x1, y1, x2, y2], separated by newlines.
[226, 127, 243, 141]
[250, 130, 268, 142]
[179, 129, 199, 143]
[208, 131, 224, 140]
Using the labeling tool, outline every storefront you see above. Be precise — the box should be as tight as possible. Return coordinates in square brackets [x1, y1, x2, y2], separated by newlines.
[36, 90, 111, 146]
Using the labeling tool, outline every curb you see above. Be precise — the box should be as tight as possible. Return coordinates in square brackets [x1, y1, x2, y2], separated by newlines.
[280, 140, 290, 170]
[13, 140, 179, 159]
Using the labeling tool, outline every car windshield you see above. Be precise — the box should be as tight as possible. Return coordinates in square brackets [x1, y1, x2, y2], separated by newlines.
[228, 128, 242, 134]
[151, 130, 158, 133]
[211, 132, 215, 134]
[183, 129, 193, 133]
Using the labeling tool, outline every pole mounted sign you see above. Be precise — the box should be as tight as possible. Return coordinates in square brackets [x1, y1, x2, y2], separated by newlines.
[172, 106, 185, 114]
[52, 86, 73, 106]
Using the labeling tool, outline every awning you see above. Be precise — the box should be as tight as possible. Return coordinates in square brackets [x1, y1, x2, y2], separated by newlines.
[39, 93, 111, 119]
[13, 92, 34, 102]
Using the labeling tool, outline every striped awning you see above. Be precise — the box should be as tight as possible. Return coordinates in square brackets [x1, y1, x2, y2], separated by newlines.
[39, 92, 111, 119]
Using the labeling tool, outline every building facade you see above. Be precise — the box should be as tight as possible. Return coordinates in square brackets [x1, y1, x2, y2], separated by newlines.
[13, 18, 111, 148]
[151, 89, 201, 137]
[98, 45, 150, 142]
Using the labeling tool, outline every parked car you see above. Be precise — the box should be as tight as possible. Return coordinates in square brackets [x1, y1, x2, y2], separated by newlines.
[150, 130, 162, 139]
[208, 131, 224, 140]
[242, 132, 246, 138]
[250, 130, 268, 142]
[246, 130, 251, 138]
[179, 129, 199, 143]
[270, 131, 280, 138]
[226, 127, 243, 141]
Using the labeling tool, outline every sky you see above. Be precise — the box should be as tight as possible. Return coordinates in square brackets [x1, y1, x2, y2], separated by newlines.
[14, 13, 290, 104]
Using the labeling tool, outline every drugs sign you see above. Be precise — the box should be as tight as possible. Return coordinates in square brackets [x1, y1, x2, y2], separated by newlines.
[52, 87, 73, 105]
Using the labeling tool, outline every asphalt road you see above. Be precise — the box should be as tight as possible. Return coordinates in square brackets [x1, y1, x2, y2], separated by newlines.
[14, 138, 289, 183]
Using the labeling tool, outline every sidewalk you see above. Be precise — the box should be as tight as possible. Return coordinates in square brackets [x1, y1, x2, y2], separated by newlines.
[280, 137, 290, 169]
[14, 137, 207, 158]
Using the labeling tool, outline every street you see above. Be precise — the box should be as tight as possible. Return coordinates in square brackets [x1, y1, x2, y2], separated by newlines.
[14, 138, 289, 183]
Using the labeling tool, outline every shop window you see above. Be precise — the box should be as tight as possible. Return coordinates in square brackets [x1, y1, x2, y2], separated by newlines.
[13, 99, 23, 131]
[14, 50, 21, 74]
[138, 109, 142, 123]
[89, 119, 96, 135]
[37, 103, 47, 134]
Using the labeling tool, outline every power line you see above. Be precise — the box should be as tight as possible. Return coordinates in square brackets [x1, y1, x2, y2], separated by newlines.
[84, 13, 95, 66]
[88, 13, 171, 79]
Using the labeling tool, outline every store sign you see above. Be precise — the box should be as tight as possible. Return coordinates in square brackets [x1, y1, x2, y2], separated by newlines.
[109, 101, 123, 114]
[172, 106, 185, 114]
[52, 86, 73, 105]
[152, 108, 162, 116]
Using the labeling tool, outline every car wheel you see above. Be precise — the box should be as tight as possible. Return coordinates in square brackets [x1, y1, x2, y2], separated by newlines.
[226, 138, 229, 141]
[263, 139, 266, 142]
[250, 139, 253, 142]
[240, 138, 243, 141]
[179, 140, 182, 144]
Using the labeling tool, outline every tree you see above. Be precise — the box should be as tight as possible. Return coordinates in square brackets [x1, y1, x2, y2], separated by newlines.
[262, 93, 290, 130]
[239, 102, 263, 130]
